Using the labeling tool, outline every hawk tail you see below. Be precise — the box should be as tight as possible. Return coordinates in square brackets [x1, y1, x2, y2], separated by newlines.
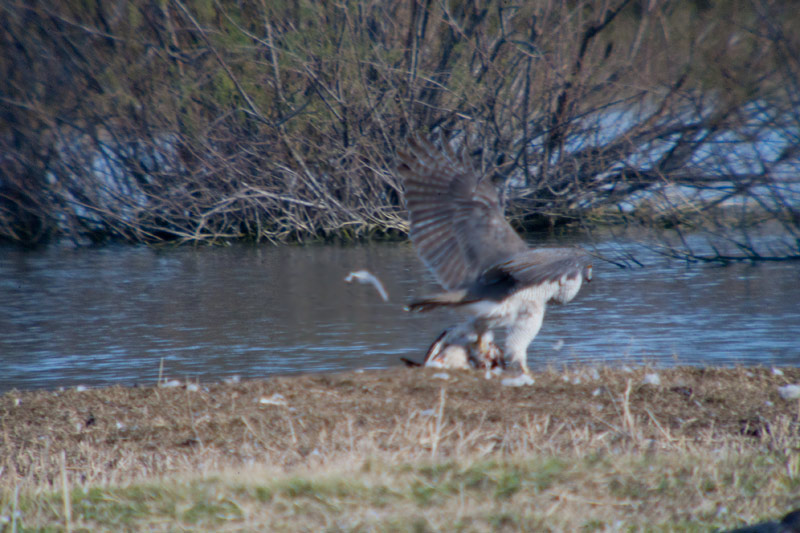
[406, 290, 469, 312]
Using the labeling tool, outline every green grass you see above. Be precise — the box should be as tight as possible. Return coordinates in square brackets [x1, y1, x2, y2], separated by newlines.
[3, 450, 796, 531]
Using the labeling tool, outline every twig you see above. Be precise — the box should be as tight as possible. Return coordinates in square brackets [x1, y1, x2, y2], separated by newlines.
[11, 484, 18, 533]
[431, 387, 447, 457]
[61, 451, 72, 533]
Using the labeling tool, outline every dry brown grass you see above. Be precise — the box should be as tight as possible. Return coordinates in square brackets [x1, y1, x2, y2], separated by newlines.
[1, 366, 799, 530]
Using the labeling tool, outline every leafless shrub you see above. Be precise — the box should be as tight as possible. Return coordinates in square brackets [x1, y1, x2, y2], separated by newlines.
[0, 0, 797, 260]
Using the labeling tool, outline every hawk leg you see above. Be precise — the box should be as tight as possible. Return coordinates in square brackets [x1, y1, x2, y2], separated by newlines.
[503, 303, 545, 374]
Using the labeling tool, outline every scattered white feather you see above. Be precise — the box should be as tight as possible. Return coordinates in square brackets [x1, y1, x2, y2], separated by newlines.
[432, 372, 450, 380]
[75, 385, 88, 392]
[159, 379, 181, 388]
[344, 270, 389, 302]
[502, 374, 535, 387]
[185, 383, 199, 392]
[259, 393, 288, 406]
[223, 375, 241, 384]
[771, 367, 784, 376]
[642, 373, 661, 386]
[552, 339, 565, 351]
[778, 384, 800, 401]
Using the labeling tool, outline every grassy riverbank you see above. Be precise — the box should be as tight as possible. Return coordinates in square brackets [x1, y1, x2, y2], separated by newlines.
[2, 365, 799, 531]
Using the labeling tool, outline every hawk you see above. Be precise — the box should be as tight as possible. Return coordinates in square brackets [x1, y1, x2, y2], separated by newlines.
[397, 135, 593, 374]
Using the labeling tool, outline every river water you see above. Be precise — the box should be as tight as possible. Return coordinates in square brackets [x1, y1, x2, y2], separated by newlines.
[1, 237, 798, 392]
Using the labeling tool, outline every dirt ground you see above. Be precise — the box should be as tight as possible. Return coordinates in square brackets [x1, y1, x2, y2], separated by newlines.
[2, 364, 799, 492]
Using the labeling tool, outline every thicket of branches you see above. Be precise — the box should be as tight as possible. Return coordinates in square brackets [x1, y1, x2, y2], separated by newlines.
[1, 0, 798, 260]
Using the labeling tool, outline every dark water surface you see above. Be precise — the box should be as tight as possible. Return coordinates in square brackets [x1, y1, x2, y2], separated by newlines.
[1, 239, 798, 392]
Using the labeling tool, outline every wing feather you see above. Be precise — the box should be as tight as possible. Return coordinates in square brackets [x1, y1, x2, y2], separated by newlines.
[482, 248, 592, 288]
[397, 135, 528, 290]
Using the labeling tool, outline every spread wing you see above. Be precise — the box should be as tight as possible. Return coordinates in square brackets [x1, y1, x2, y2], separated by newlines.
[469, 248, 592, 302]
[484, 248, 592, 287]
[396, 135, 528, 290]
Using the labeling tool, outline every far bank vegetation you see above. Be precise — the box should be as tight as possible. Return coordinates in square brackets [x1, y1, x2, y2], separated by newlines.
[1, 0, 798, 261]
